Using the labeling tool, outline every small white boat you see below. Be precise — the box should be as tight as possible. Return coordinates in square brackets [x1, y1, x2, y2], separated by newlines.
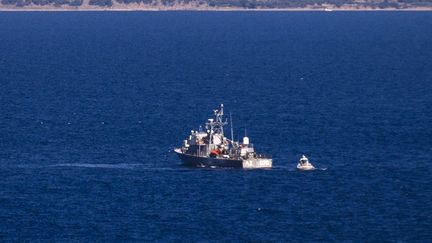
[297, 155, 315, 171]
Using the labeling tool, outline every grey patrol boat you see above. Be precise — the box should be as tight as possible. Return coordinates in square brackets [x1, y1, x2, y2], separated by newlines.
[174, 104, 272, 169]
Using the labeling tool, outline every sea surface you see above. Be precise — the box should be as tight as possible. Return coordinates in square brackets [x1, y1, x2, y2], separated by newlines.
[0, 12, 431, 241]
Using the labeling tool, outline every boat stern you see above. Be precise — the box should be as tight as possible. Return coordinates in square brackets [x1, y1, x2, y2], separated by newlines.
[242, 158, 272, 169]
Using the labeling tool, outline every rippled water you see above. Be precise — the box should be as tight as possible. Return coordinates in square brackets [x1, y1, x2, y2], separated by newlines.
[0, 12, 431, 241]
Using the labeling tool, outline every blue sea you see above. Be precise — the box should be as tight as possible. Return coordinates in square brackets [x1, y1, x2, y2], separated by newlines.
[0, 12, 431, 241]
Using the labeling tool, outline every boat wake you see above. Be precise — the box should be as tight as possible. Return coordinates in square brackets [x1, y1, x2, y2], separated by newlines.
[271, 165, 328, 171]
[49, 163, 144, 169]
[47, 163, 192, 171]
[11, 163, 212, 172]
[297, 167, 328, 171]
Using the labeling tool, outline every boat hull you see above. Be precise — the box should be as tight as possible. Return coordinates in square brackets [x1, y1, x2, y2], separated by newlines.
[175, 149, 242, 168]
[296, 163, 315, 171]
[243, 158, 273, 169]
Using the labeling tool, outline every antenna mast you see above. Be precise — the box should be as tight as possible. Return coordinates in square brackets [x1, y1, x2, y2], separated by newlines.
[230, 112, 234, 142]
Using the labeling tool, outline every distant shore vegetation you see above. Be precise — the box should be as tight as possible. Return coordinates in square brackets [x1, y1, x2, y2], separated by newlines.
[1, 0, 432, 9]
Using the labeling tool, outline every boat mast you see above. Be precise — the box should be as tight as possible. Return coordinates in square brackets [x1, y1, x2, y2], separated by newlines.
[230, 112, 234, 143]
[205, 104, 227, 153]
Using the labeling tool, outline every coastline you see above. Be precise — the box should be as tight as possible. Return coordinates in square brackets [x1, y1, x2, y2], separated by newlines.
[1, 8, 432, 11]
[1, 4, 432, 11]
